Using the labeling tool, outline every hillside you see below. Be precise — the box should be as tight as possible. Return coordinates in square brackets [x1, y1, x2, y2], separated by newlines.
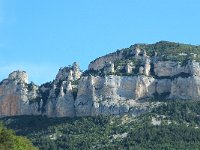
[1, 100, 200, 149]
[88, 41, 200, 74]
[1, 41, 200, 118]
[1, 41, 200, 149]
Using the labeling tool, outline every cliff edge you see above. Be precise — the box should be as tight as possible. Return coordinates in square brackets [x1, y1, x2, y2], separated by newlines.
[1, 41, 200, 117]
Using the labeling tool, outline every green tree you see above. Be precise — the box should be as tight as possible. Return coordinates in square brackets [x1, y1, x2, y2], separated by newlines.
[0, 123, 38, 150]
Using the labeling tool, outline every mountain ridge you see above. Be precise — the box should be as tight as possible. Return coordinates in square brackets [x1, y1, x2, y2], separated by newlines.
[1, 41, 200, 117]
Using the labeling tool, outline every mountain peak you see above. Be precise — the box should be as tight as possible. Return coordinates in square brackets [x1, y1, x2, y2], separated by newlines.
[8, 70, 28, 84]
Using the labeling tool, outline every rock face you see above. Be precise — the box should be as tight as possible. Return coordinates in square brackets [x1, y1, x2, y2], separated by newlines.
[125, 62, 134, 74]
[169, 76, 200, 99]
[45, 81, 75, 117]
[88, 51, 124, 71]
[144, 58, 151, 76]
[0, 71, 41, 117]
[1, 41, 200, 118]
[55, 62, 82, 84]
[88, 46, 146, 71]
[153, 60, 200, 78]
[156, 79, 171, 94]
[75, 75, 156, 116]
[43, 63, 81, 117]
[103, 62, 115, 74]
[154, 61, 190, 77]
[8, 71, 29, 84]
[0, 62, 81, 118]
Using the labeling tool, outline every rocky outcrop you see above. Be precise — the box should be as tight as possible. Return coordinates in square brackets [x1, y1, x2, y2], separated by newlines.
[125, 62, 134, 74]
[190, 61, 200, 76]
[154, 61, 189, 77]
[0, 71, 41, 117]
[55, 62, 82, 84]
[75, 57, 200, 116]
[75, 75, 156, 116]
[103, 62, 115, 74]
[144, 58, 151, 76]
[88, 46, 147, 71]
[153, 60, 200, 78]
[156, 79, 171, 94]
[2, 60, 200, 118]
[45, 81, 75, 117]
[0, 62, 80, 117]
[169, 76, 200, 99]
[8, 71, 29, 84]
[1, 42, 200, 118]
[88, 51, 124, 71]
[42, 62, 81, 117]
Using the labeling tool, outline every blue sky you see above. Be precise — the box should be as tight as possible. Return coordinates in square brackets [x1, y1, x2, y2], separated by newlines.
[0, 0, 200, 84]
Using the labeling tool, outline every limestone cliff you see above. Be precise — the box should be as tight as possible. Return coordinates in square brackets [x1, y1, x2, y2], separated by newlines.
[0, 71, 41, 117]
[41, 62, 82, 117]
[75, 75, 156, 116]
[1, 41, 200, 117]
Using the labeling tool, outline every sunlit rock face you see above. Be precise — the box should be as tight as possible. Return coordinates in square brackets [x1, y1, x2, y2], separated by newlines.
[75, 75, 156, 116]
[41, 62, 81, 117]
[154, 61, 189, 77]
[169, 76, 200, 100]
[88, 52, 124, 71]
[2, 42, 200, 118]
[2, 61, 200, 118]
[0, 71, 40, 117]
[55, 62, 82, 84]
[45, 81, 75, 117]
[8, 71, 29, 84]
[153, 60, 200, 77]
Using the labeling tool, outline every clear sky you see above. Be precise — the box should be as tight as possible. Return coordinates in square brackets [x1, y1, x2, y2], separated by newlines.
[0, 0, 200, 84]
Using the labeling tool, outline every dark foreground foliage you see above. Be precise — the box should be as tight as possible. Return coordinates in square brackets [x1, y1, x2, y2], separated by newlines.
[0, 123, 38, 150]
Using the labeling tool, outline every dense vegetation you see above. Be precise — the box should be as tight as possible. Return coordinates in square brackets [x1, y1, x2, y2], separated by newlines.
[0, 123, 38, 150]
[130, 41, 200, 60]
[84, 41, 200, 77]
[1, 100, 200, 149]
[124, 41, 200, 69]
